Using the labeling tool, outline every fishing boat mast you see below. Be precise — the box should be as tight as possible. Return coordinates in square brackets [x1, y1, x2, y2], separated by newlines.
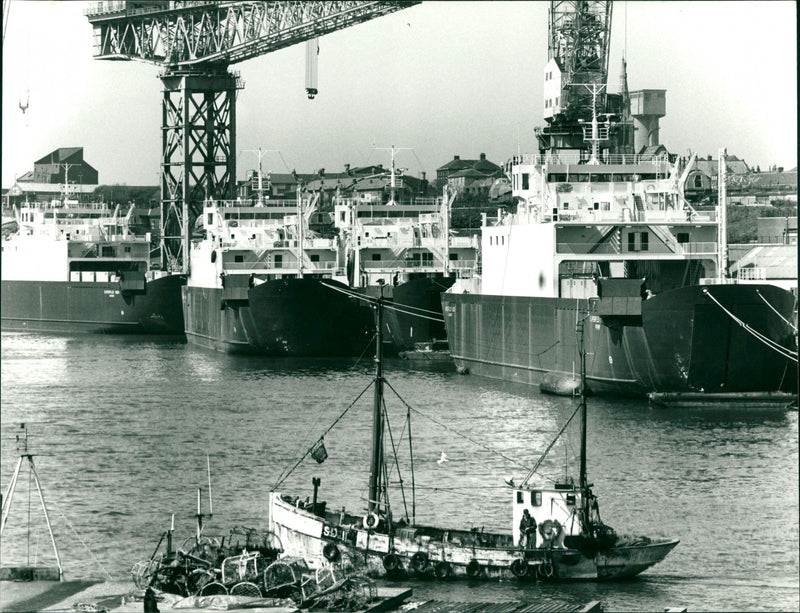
[368, 283, 386, 515]
[577, 318, 591, 534]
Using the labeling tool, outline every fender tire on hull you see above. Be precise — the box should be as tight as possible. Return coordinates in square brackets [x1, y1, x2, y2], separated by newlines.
[510, 558, 529, 578]
[434, 561, 452, 579]
[466, 559, 482, 578]
[383, 553, 401, 572]
[411, 551, 429, 573]
[323, 542, 340, 562]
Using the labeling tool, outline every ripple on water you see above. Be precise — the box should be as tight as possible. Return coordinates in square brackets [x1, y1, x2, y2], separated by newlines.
[1, 333, 797, 610]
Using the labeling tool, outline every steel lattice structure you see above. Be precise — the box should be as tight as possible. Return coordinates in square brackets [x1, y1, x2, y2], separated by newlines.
[547, 0, 612, 121]
[86, 1, 419, 271]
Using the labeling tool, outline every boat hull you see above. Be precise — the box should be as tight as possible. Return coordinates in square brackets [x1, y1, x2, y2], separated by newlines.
[269, 493, 677, 581]
[386, 276, 455, 351]
[442, 284, 797, 397]
[182, 285, 253, 353]
[0, 275, 186, 335]
[238, 278, 374, 356]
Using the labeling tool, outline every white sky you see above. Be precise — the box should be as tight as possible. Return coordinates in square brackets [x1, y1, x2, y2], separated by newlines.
[2, 1, 797, 187]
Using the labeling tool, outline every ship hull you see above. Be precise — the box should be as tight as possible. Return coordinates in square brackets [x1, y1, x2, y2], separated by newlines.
[182, 285, 253, 353]
[385, 276, 455, 351]
[239, 278, 374, 356]
[443, 284, 797, 397]
[0, 275, 186, 335]
[269, 493, 677, 581]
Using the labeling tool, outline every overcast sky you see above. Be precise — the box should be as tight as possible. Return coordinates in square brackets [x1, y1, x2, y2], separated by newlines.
[2, 1, 797, 187]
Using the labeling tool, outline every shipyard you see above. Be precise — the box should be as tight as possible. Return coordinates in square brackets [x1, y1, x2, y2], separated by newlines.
[1, 2, 797, 613]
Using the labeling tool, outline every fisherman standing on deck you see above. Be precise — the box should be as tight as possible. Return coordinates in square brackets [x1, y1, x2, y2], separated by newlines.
[520, 508, 537, 549]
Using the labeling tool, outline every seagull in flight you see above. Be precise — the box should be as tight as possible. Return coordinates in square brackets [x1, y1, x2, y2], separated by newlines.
[437, 451, 448, 465]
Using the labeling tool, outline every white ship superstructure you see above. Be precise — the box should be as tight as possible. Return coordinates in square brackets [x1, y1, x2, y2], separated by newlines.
[482, 150, 722, 299]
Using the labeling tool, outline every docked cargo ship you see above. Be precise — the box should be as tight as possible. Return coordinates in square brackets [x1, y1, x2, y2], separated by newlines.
[1, 200, 185, 334]
[335, 186, 479, 351]
[183, 196, 374, 355]
[442, 128, 798, 395]
[442, 1, 797, 397]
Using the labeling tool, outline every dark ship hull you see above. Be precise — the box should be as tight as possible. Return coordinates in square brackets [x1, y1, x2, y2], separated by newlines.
[443, 284, 798, 397]
[182, 285, 253, 353]
[1, 275, 186, 335]
[385, 275, 455, 351]
[238, 278, 374, 356]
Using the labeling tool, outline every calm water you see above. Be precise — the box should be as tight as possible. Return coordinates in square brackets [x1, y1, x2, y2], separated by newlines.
[1, 332, 797, 612]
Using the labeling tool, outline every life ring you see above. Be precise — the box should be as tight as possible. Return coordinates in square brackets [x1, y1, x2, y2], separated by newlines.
[362, 512, 380, 530]
[434, 561, 452, 579]
[466, 559, 482, 578]
[410, 551, 429, 573]
[537, 560, 554, 580]
[382, 553, 401, 572]
[322, 542, 340, 562]
[646, 184, 656, 192]
[539, 519, 563, 546]
[510, 558, 529, 578]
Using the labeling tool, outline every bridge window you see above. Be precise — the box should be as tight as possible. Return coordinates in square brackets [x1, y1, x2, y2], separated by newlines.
[234, 255, 244, 263]
[640, 232, 649, 251]
[274, 254, 282, 268]
[627, 232, 636, 252]
[522, 173, 529, 190]
[372, 253, 382, 261]
[530, 491, 542, 506]
[449, 253, 459, 260]
[310, 254, 320, 262]
[101, 246, 115, 257]
[207, 213, 214, 225]
[677, 233, 689, 244]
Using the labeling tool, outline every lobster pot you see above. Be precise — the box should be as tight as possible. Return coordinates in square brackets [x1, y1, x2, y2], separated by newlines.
[222, 552, 263, 584]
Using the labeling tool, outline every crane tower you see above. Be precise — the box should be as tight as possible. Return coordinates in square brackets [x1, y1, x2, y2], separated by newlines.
[536, 0, 619, 153]
[85, 1, 419, 272]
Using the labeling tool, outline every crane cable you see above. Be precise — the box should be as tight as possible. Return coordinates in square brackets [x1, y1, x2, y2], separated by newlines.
[702, 289, 798, 363]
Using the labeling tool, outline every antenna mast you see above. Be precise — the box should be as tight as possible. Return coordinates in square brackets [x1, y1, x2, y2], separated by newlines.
[0, 424, 63, 581]
[368, 284, 386, 514]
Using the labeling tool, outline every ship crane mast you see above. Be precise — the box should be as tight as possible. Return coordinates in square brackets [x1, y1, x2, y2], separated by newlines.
[85, 1, 419, 273]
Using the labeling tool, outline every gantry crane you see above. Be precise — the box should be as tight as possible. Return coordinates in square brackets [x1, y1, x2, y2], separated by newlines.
[85, 1, 419, 272]
[535, 1, 627, 153]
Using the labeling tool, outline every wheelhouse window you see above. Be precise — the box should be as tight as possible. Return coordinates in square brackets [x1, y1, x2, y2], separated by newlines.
[522, 173, 530, 190]
[530, 491, 542, 506]
[640, 232, 649, 251]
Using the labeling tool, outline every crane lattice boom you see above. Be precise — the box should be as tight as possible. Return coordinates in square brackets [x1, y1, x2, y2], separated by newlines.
[86, 1, 419, 67]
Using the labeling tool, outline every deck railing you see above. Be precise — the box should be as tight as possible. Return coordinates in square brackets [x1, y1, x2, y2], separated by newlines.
[555, 241, 718, 256]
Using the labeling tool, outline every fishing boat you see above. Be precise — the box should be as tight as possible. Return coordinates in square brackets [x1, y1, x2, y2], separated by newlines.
[183, 192, 374, 355]
[268, 293, 678, 581]
[1, 199, 185, 334]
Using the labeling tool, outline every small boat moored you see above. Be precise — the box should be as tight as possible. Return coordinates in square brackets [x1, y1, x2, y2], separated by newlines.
[269, 296, 678, 581]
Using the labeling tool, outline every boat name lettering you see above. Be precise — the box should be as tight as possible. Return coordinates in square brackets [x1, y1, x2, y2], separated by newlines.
[104, 290, 120, 296]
